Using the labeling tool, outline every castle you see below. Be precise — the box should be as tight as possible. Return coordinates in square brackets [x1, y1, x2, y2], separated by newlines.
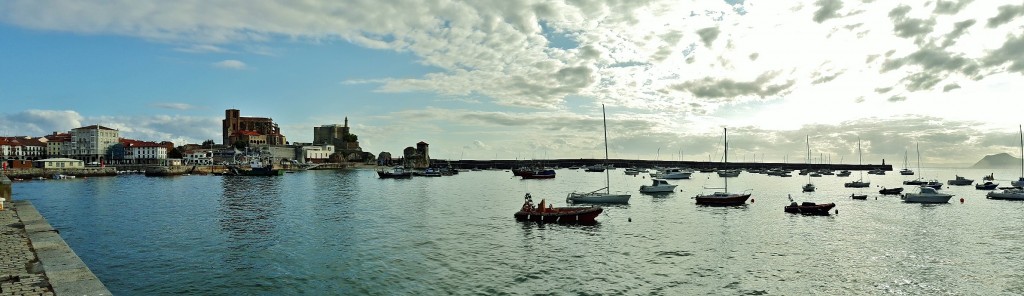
[222, 109, 287, 146]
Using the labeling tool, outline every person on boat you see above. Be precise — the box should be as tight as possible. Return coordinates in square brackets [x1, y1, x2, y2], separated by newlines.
[522, 194, 535, 212]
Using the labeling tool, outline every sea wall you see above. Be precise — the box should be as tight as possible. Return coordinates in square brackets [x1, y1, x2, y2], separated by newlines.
[0, 175, 10, 202]
[144, 165, 227, 176]
[0, 168, 117, 179]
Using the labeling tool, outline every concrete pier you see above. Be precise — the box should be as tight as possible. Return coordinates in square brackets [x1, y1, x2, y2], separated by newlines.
[0, 175, 111, 295]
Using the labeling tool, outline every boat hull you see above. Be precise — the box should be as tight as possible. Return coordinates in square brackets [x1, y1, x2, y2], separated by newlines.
[902, 194, 953, 203]
[639, 185, 677, 193]
[660, 172, 692, 179]
[784, 202, 835, 215]
[377, 171, 412, 179]
[844, 181, 870, 188]
[986, 191, 1024, 200]
[694, 193, 750, 206]
[514, 207, 603, 224]
[567, 193, 630, 204]
[879, 188, 904, 195]
[975, 182, 999, 190]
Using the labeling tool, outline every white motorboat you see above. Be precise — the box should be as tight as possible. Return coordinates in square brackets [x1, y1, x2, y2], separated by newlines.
[567, 105, 631, 204]
[658, 168, 692, 179]
[624, 168, 640, 176]
[902, 186, 954, 203]
[802, 183, 816, 192]
[640, 179, 678, 193]
[716, 169, 741, 177]
[986, 188, 1024, 200]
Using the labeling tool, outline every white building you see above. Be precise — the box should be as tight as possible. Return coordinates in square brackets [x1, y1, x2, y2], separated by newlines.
[70, 125, 120, 163]
[298, 145, 334, 163]
[183, 150, 214, 165]
[36, 158, 85, 169]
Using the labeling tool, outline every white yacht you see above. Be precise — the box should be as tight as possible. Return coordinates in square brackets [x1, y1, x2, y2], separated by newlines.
[640, 179, 678, 193]
[902, 186, 954, 203]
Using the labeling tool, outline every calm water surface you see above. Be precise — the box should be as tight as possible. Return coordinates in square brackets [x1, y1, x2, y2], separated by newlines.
[12, 168, 1024, 295]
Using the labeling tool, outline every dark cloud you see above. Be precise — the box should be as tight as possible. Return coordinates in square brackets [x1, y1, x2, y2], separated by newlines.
[670, 72, 796, 99]
[941, 19, 976, 48]
[811, 70, 843, 84]
[813, 0, 844, 23]
[934, 0, 973, 14]
[987, 4, 1024, 28]
[942, 83, 961, 92]
[901, 73, 943, 91]
[983, 34, 1024, 73]
[887, 5, 935, 41]
[696, 27, 720, 47]
[749, 53, 759, 61]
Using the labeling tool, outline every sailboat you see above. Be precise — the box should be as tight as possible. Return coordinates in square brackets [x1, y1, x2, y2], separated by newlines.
[694, 128, 751, 206]
[802, 135, 815, 192]
[902, 143, 942, 189]
[566, 105, 631, 204]
[844, 137, 870, 188]
[1014, 125, 1024, 188]
[990, 125, 1024, 199]
[899, 150, 915, 175]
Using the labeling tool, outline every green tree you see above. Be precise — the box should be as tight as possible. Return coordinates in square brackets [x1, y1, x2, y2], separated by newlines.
[343, 133, 358, 142]
[233, 140, 248, 150]
[202, 139, 216, 147]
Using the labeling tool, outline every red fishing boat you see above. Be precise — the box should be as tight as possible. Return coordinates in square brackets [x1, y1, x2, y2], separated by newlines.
[514, 193, 602, 224]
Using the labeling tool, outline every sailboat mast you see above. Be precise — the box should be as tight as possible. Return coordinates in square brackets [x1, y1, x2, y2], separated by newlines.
[917, 142, 921, 178]
[724, 128, 729, 192]
[858, 137, 863, 181]
[1019, 125, 1022, 179]
[602, 104, 610, 194]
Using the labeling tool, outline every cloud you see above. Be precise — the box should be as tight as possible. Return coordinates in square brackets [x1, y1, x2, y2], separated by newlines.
[151, 103, 196, 110]
[812, 0, 843, 23]
[670, 72, 796, 99]
[987, 4, 1024, 28]
[174, 44, 231, 54]
[696, 27, 720, 47]
[934, 0, 973, 14]
[0, 110, 83, 135]
[887, 95, 907, 102]
[942, 83, 961, 92]
[213, 59, 246, 70]
[983, 34, 1024, 73]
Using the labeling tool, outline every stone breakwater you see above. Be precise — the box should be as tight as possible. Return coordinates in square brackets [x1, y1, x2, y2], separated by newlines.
[0, 175, 111, 295]
[0, 168, 116, 179]
[1, 202, 54, 296]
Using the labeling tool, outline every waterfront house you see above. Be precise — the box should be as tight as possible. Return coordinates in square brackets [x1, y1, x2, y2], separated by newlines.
[36, 158, 85, 169]
[69, 125, 120, 163]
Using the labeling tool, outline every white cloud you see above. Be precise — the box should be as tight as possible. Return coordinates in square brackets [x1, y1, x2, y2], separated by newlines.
[174, 44, 231, 54]
[151, 103, 196, 110]
[212, 59, 246, 70]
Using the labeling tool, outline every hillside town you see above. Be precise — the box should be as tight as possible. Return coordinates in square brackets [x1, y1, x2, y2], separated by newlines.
[0, 109, 377, 170]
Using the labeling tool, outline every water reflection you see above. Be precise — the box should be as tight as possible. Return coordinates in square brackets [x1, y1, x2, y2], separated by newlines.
[218, 176, 284, 269]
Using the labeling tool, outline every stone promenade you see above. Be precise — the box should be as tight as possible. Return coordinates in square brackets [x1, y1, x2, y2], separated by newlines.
[0, 202, 53, 296]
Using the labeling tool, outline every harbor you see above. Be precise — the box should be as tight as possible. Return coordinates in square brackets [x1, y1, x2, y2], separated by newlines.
[7, 167, 1024, 295]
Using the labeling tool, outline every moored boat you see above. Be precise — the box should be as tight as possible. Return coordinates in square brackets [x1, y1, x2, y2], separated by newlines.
[566, 105, 630, 204]
[377, 167, 412, 179]
[879, 187, 904, 195]
[695, 128, 751, 206]
[520, 169, 556, 179]
[975, 182, 999, 190]
[986, 188, 1024, 200]
[640, 179, 677, 193]
[851, 194, 867, 200]
[514, 193, 602, 224]
[784, 195, 835, 215]
[902, 186, 953, 203]
[947, 175, 973, 186]
[658, 168, 693, 179]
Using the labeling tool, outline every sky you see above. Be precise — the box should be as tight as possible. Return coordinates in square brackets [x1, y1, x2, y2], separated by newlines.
[1, 0, 1023, 166]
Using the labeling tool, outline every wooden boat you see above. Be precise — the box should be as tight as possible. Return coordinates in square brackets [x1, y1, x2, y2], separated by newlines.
[514, 193, 602, 224]
[784, 195, 836, 215]
[851, 194, 868, 200]
[876, 186, 901, 193]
